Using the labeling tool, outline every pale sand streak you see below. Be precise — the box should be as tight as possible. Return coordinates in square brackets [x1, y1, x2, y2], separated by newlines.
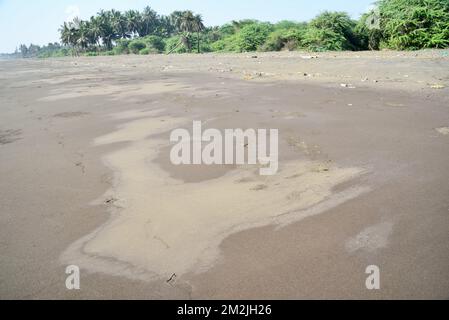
[38, 82, 187, 102]
[436, 127, 449, 135]
[346, 221, 394, 253]
[61, 109, 370, 281]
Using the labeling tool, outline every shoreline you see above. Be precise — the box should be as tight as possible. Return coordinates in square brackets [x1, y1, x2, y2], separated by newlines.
[4, 49, 448, 94]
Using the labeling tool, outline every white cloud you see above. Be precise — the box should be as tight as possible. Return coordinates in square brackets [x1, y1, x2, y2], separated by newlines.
[65, 5, 80, 22]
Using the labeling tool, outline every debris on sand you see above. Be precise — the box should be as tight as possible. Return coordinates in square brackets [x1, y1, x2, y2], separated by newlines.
[436, 127, 449, 135]
[430, 84, 445, 89]
[243, 71, 265, 80]
[251, 184, 268, 191]
[341, 83, 356, 89]
[312, 164, 330, 173]
[166, 273, 177, 284]
[105, 197, 118, 205]
[301, 55, 318, 59]
[385, 102, 406, 108]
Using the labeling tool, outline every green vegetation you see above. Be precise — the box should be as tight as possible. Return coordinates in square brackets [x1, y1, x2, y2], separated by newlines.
[378, 0, 449, 49]
[128, 39, 147, 54]
[16, 43, 72, 58]
[15, 1, 449, 58]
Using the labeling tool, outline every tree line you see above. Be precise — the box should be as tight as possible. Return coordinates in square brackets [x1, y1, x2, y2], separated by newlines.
[59, 8, 204, 52]
[16, 0, 449, 58]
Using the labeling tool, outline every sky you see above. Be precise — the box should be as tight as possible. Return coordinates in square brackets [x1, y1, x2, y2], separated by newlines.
[0, 0, 375, 53]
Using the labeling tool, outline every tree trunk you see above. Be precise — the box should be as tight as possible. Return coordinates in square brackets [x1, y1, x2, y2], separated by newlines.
[197, 31, 200, 54]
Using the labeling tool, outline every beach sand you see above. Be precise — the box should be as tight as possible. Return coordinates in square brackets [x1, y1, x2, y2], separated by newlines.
[0, 51, 448, 299]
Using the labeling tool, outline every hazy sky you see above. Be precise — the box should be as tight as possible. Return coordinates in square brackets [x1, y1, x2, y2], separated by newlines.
[0, 0, 375, 53]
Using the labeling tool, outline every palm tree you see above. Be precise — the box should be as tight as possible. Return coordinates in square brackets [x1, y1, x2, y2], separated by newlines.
[193, 14, 205, 53]
[19, 44, 28, 58]
[77, 21, 90, 50]
[97, 10, 117, 50]
[59, 22, 72, 46]
[87, 16, 102, 47]
[169, 11, 184, 32]
[59, 20, 81, 55]
[140, 6, 158, 37]
[110, 9, 130, 39]
[166, 10, 205, 54]
[58, 7, 207, 54]
[157, 15, 176, 37]
[125, 10, 142, 37]
[178, 11, 198, 52]
[178, 11, 196, 32]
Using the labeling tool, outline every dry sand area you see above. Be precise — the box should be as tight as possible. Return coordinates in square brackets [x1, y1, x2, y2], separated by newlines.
[0, 50, 449, 299]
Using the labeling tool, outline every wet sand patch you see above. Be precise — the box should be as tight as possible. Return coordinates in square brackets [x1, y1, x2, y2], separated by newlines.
[61, 110, 369, 281]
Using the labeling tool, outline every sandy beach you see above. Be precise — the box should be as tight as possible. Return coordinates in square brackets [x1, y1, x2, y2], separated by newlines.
[0, 50, 449, 299]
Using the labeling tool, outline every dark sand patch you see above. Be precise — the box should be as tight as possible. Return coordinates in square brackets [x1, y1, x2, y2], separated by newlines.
[0, 129, 22, 145]
[53, 112, 90, 118]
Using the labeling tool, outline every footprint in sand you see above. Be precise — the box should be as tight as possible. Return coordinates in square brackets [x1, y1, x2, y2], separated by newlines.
[286, 191, 303, 201]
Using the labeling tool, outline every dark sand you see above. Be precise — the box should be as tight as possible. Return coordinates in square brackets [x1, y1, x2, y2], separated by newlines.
[0, 51, 448, 299]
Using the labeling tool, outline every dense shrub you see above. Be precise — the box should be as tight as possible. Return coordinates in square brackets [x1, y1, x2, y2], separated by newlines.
[139, 48, 151, 55]
[85, 52, 99, 57]
[274, 20, 305, 30]
[143, 35, 166, 53]
[129, 40, 147, 54]
[309, 11, 361, 50]
[261, 28, 305, 51]
[354, 13, 382, 50]
[114, 39, 131, 54]
[236, 23, 273, 51]
[101, 50, 115, 56]
[261, 30, 286, 51]
[379, 0, 449, 49]
[301, 27, 348, 51]
[164, 36, 190, 53]
[218, 24, 237, 37]
[211, 34, 240, 52]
